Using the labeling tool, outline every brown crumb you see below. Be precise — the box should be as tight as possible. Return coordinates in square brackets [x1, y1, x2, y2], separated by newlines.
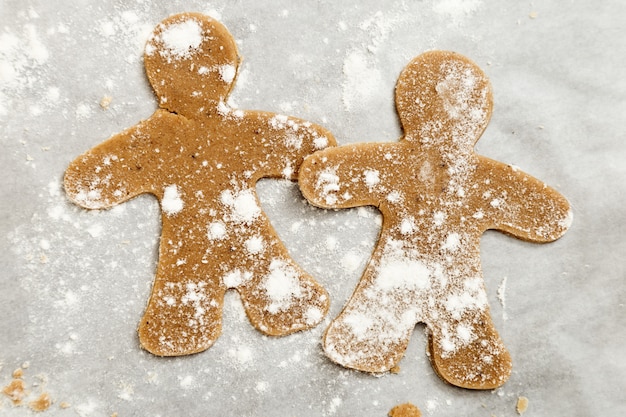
[29, 392, 52, 412]
[2, 379, 27, 405]
[516, 396, 529, 414]
[389, 403, 422, 417]
[12, 368, 24, 379]
[390, 365, 401, 374]
[100, 95, 113, 110]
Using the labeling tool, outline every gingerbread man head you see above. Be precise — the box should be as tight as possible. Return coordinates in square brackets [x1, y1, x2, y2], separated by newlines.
[143, 13, 240, 117]
[395, 51, 492, 156]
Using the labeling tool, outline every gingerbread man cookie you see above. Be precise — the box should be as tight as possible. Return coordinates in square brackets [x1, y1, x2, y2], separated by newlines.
[299, 51, 572, 389]
[64, 13, 336, 356]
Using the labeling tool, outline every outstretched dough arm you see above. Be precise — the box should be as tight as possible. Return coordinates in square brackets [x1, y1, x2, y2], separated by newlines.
[299, 142, 401, 210]
[237, 111, 337, 182]
[472, 156, 572, 242]
[64, 110, 186, 209]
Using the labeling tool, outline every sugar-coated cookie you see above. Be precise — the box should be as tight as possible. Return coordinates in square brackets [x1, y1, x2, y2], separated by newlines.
[299, 50, 572, 389]
[64, 13, 336, 356]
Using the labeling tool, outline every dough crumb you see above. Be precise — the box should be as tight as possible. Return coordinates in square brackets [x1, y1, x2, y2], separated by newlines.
[2, 379, 27, 405]
[516, 396, 529, 414]
[2, 365, 62, 412]
[389, 403, 421, 417]
[12, 368, 24, 379]
[29, 392, 52, 412]
[100, 95, 113, 109]
[59, 401, 72, 409]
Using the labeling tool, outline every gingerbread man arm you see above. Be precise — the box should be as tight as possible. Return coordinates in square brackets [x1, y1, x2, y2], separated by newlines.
[229, 111, 337, 182]
[299, 143, 400, 210]
[472, 156, 572, 242]
[64, 110, 185, 209]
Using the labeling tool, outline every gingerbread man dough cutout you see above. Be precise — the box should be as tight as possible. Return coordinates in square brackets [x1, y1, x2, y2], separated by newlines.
[299, 51, 572, 389]
[64, 13, 336, 356]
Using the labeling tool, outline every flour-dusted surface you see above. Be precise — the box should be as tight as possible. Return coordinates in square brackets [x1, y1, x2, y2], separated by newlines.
[1, 1, 625, 416]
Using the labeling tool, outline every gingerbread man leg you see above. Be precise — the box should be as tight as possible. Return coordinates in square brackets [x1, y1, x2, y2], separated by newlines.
[428, 308, 511, 389]
[235, 219, 329, 336]
[138, 224, 226, 356]
[323, 259, 421, 373]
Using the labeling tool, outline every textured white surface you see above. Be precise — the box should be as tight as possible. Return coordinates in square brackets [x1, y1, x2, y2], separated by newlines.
[1, 1, 625, 416]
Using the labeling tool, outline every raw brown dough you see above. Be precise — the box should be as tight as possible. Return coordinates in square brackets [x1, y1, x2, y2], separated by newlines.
[28, 392, 52, 412]
[516, 396, 529, 414]
[299, 50, 572, 389]
[2, 378, 26, 405]
[65, 13, 336, 356]
[388, 403, 422, 417]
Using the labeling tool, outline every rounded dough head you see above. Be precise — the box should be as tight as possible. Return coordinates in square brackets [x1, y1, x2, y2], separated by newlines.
[395, 50, 493, 153]
[144, 12, 240, 117]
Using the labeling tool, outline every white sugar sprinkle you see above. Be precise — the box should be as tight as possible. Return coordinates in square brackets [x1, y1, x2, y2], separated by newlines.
[218, 64, 236, 83]
[245, 236, 265, 254]
[363, 169, 380, 188]
[162, 185, 184, 216]
[207, 221, 227, 240]
[223, 269, 253, 288]
[158, 19, 203, 59]
[221, 188, 261, 223]
[262, 260, 302, 313]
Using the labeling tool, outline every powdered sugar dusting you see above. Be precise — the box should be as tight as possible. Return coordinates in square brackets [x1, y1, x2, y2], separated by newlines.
[244, 235, 265, 254]
[559, 209, 574, 229]
[218, 64, 236, 83]
[436, 64, 481, 121]
[315, 167, 341, 205]
[497, 276, 508, 320]
[220, 188, 262, 224]
[162, 184, 184, 216]
[313, 136, 329, 150]
[223, 269, 253, 288]
[0, 22, 50, 117]
[433, 0, 483, 25]
[157, 19, 204, 59]
[342, 50, 383, 112]
[207, 221, 227, 240]
[363, 169, 381, 189]
[262, 260, 303, 314]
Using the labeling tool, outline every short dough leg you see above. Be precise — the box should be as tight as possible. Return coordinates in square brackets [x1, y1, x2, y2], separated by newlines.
[138, 266, 226, 356]
[323, 287, 418, 373]
[238, 257, 329, 336]
[428, 310, 512, 389]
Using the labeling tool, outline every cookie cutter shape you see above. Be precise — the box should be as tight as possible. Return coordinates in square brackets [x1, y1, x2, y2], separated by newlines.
[65, 13, 336, 356]
[299, 50, 572, 389]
